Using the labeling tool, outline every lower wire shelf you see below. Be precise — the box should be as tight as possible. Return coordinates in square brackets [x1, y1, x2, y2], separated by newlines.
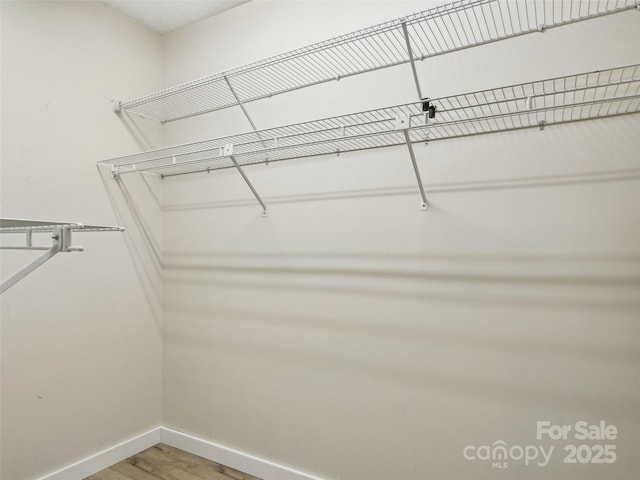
[103, 63, 640, 179]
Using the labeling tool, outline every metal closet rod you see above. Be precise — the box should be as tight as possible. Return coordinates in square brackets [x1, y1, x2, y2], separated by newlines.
[123, 94, 637, 178]
[101, 63, 640, 215]
[114, 78, 640, 170]
[114, 0, 639, 123]
[103, 63, 640, 174]
[148, 94, 640, 172]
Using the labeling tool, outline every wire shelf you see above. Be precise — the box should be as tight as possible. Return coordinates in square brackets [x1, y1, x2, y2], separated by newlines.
[102, 64, 640, 178]
[1, 218, 125, 293]
[117, 0, 638, 123]
[0, 218, 125, 233]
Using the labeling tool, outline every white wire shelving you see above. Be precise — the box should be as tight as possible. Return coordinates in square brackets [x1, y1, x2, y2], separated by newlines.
[102, 64, 640, 213]
[105, 64, 640, 175]
[114, 0, 639, 123]
[0, 218, 125, 294]
[0, 219, 125, 234]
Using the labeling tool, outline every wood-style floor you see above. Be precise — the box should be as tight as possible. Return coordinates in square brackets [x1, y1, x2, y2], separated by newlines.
[85, 443, 263, 480]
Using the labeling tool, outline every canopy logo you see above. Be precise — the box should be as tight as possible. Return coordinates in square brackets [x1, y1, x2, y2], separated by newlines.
[463, 420, 618, 469]
[463, 441, 553, 469]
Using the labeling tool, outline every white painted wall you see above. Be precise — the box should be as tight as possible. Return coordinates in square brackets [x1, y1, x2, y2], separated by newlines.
[162, 2, 640, 480]
[1, 1, 639, 479]
[0, 2, 164, 479]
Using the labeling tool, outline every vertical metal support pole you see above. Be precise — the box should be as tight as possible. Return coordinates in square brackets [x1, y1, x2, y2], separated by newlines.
[401, 21, 423, 100]
[402, 130, 428, 211]
[230, 155, 268, 217]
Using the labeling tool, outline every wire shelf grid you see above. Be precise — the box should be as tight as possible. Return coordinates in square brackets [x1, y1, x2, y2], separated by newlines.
[0, 219, 125, 233]
[101, 64, 640, 178]
[117, 0, 638, 123]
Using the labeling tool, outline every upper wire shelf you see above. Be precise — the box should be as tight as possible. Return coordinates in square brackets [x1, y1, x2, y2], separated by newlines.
[115, 0, 638, 123]
[103, 64, 640, 178]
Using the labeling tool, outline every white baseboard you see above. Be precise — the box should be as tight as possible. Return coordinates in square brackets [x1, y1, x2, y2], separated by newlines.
[35, 426, 324, 480]
[160, 427, 326, 480]
[36, 427, 162, 480]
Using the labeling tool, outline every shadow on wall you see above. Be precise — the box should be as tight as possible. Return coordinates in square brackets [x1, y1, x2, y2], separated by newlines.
[162, 248, 640, 416]
[98, 165, 163, 325]
[164, 289, 640, 365]
[162, 252, 640, 310]
[163, 302, 639, 417]
[164, 334, 640, 417]
[161, 164, 640, 212]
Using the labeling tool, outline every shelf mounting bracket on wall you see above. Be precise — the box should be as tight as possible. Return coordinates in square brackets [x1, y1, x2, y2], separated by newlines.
[225, 144, 268, 217]
[0, 219, 125, 294]
[395, 115, 428, 211]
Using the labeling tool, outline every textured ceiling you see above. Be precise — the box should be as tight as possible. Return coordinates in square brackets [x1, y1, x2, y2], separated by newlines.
[102, 0, 252, 34]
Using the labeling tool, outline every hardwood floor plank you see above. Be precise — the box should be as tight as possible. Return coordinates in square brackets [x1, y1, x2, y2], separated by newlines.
[84, 444, 263, 480]
[109, 460, 163, 480]
[146, 444, 261, 480]
[129, 448, 204, 480]
[86, 469, 133, 480]
[134, 446, 223, 480]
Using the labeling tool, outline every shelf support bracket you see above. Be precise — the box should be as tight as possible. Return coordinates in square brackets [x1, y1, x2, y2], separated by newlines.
[224, 75, 269, 162]
[401, 21, 423, 101]
[0, 227, 84, 294]
[224, 75, 259, 132]
[396, 115, 428, 211]
[228, 149, 268, 217]
[0, 243, 60, 294]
